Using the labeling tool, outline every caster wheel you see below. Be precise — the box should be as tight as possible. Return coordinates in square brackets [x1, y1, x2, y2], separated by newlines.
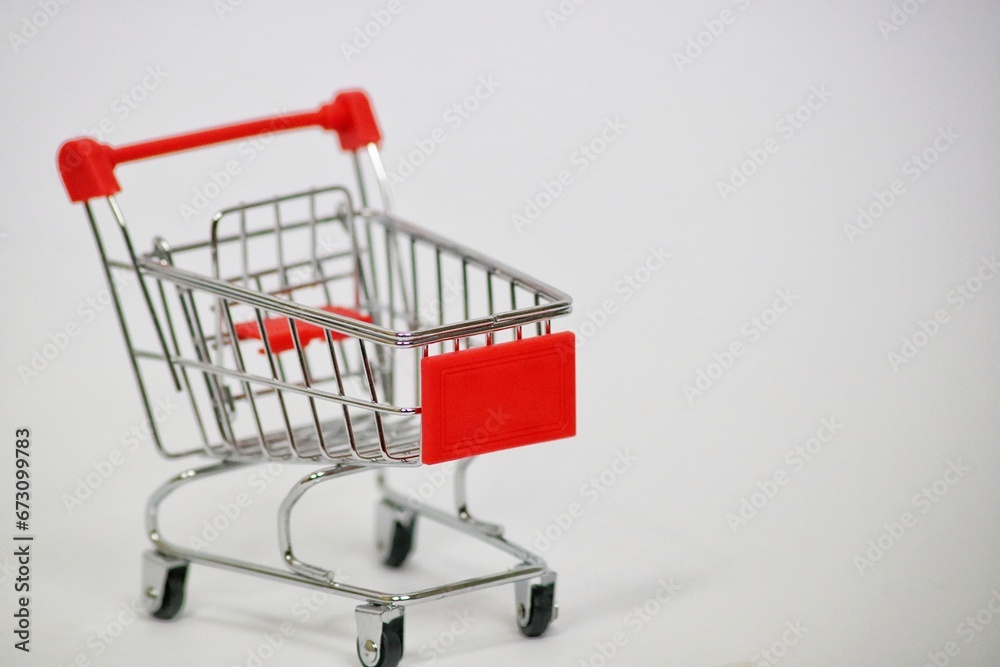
[375, 500, 416, 568]
[356, 607, 404, 667]
[141, 550, 189, 620]
[516, 578, 557, 638]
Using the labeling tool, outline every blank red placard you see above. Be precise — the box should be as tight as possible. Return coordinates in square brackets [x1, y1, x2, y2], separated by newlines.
[420, 332, 576, 464]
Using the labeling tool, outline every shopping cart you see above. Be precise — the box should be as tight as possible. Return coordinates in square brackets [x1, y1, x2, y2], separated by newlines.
[57, 90, 576, 666]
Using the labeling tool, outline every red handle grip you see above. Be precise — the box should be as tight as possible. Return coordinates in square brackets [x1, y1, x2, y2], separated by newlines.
[58, 90, 381, 203]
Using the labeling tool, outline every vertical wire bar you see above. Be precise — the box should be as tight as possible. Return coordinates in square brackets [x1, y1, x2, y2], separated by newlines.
[359, 339, 390, 460]
[343, 205, 371, 313]
[257, 309, 298, 459]
[106, 196, 181, 390]
[274, 201, 288, 290]
[240, 208, 249, 289]
[289, 318, 326, 460]
[209, 214, 225, 375]
[411, 237, 421, 402]
[379, 222, 395, 405]
[366, 144, 395, 214]
[310, 194, 335, 305]
[416, 346, 425, 406]
[326, 330, 359, 459]
[157, 280, 210, 449]
[336, 339, 353, 377]
[352, 151, 369, 208]
[221, 300, 267, 457]
[174, 288, 225, 456]
[461, 258, 470, 349]
[535, 293, 543, 336]
[348, 156, 394, 449]
[186, 288, 238, 450]
[363, 216, 380, 319]
[83, 203, 173, 457]
[410, 237, 419, 327]
[367, 147, 410, 405]
[486, 269, 495, 345]
[254, 274, 289, 383]
[350, 151, 386, 420]
[436, 247, 444, 354]
[511, 280, 521, 340]
[385, 222, 396, 329]
[351, 153, 381, 321]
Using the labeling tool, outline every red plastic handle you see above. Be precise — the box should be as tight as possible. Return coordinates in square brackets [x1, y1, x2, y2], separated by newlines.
[57, 90, 381, 203]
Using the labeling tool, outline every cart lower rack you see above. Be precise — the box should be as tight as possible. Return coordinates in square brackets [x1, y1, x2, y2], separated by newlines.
[58, 89, 576, 666]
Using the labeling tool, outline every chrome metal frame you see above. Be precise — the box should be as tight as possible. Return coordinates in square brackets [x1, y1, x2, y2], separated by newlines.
[79, 142, 571, 663]
[145, 461, 550, 604]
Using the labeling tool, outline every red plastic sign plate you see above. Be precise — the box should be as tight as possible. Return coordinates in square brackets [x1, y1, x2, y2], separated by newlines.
[420, 332, 576, 464]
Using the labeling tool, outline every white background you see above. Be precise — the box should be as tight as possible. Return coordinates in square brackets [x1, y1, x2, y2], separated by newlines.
[2, 1, 1000, 666]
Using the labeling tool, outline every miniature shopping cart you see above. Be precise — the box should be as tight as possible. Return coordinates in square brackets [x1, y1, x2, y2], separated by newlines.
[58, 90, 575, 666]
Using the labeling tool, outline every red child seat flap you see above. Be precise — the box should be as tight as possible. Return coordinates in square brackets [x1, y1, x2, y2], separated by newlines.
[233, 305, 372, 354]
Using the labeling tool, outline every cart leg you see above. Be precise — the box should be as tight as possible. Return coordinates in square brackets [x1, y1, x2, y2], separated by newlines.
[277, 464, 366, 581]
[355, 603, 404, 667]
[142, 550, 190, 620]
[453, 457, 503, 536]
[515, 571, 557, 638]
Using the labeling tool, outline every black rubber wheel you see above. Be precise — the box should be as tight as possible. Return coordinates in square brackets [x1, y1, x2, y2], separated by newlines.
[381, 518, 415, 568]
[357, 617, 404, 667]
[151, 564, 188, 620]
[518, 583, 555, 638]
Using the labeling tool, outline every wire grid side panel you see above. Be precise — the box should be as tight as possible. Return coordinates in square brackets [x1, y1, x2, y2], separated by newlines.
[397, 219, 561, 344]
[140, 189, 415, 461]
[151, 274, 421, 461]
